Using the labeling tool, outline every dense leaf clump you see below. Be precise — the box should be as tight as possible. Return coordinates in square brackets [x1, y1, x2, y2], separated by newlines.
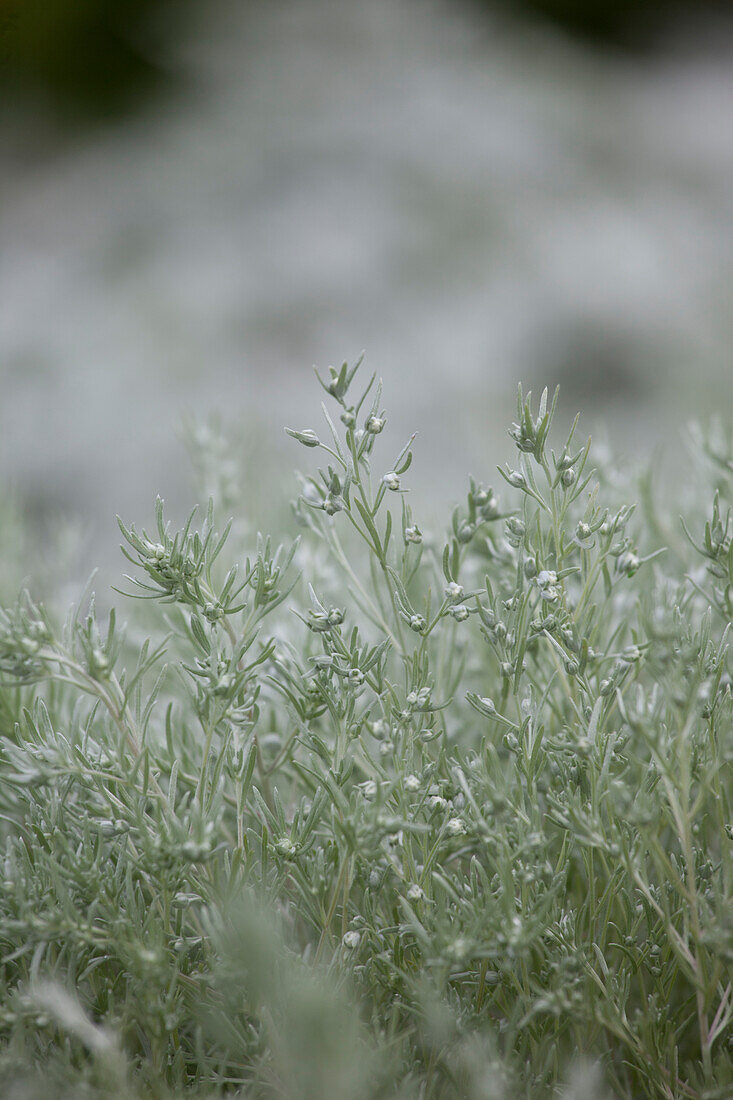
[0, 361, 731, 1098]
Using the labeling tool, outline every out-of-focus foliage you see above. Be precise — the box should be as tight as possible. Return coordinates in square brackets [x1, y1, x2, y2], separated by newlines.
[0, 0, 185, 119]
[491, 0, 733, 49]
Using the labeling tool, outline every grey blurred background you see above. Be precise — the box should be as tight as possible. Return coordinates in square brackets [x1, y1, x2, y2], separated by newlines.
[1, 0, 732, 585]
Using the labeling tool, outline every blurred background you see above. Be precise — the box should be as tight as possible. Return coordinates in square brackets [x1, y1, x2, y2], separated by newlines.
[1, 0, 732, 588]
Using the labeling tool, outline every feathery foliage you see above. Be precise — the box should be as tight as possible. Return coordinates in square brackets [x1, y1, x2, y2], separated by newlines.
[0, 360, 731, 1098]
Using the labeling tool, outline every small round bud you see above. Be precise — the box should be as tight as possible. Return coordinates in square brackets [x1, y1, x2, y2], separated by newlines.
[347, 668, 365, 686]
[368, 718, 389, 739]
[445, 581, 464, 602]
[409, 614, 427, 633]
[449, 604, 469, 622]
[561, 467, 576, 487]
[365, 415, 385, 434]
[406, 883, 424, 901]
[274, 838, 297, 858]
[446, 817, 467, 836]
[404, 774, 420, 792]
[382, 472, 400, 491]
[507, 470, 526, 489]
[308, 611, 330, 632]
[524, 558, 537, 579]
[204, 601, 223, 623]
[90, 647, 109, 676]
[214, 672, 235, 696]
[404, 524, 422, 544]
[286, 428, 320, 448]
[342, 931, 361, 949]
[618, 551, 640, 577]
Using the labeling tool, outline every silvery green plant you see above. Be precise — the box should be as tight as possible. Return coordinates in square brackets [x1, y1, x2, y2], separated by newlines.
[0, 358, 731, 1099]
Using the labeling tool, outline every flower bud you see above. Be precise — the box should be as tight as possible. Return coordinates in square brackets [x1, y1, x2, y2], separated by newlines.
[617, 551, 640, 576]
[214, 672, 235, 696]
[90, 647, 109, 677]
[366, 415, 385, 434]
[285, 428, 320, 448]
[275, 838, 298, 858]
[382, 472, 400, 491]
